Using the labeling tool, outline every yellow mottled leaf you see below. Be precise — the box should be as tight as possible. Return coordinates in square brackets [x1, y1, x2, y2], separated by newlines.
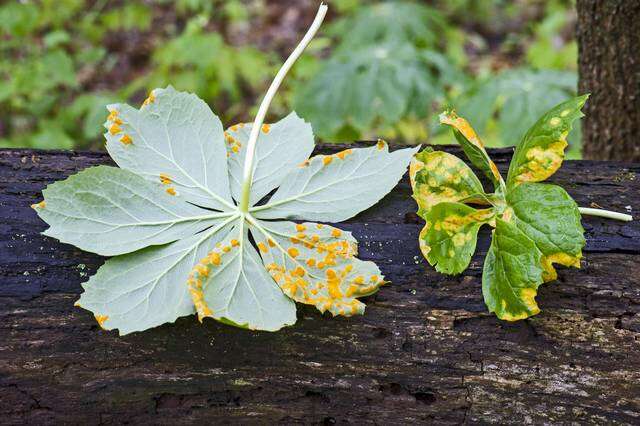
[410, 150, 486, 218]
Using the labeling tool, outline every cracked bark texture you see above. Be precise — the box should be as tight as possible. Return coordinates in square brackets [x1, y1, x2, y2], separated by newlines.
[577, 0, 640, 161]
[1, 146, 639, 425]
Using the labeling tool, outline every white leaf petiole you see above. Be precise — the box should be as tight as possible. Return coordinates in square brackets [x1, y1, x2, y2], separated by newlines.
[579, 207, 633, 222]
[238, 3, 328, 213]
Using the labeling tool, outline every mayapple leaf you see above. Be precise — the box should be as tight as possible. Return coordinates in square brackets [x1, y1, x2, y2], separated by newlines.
[225, 112, 314, 205]
[35, 90, 417, 334]
[507, 94, 589, 189]
[253, 140, 419, 222]
[75, 220, 236, 334]
[104, 86, 234, 211]
[412, 95, 588, 321]
[35, 165, 226, 256]
[250, 219, 384, 317]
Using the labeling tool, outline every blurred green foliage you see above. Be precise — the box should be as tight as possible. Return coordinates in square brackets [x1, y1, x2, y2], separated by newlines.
[0, 0, 580, 155]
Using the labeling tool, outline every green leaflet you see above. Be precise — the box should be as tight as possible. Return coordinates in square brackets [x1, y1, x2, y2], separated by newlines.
[420, 203, 494, 275]
[482, 218, 544, 321]
[410, 149, 487, 218]
[411, 95, 587, 321]
[507, 95, 588, 188]
[34, 87, 417, 334]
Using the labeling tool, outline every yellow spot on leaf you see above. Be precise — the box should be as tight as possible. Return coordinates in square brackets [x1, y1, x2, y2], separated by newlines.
[257, 242, 268, 253]
[541, 252, 581, 282]
[267, 239, 276, 247]
[376, 140, 386, 150]
[514, 140, 567, 185]
[336, 149, 353, 160]
[549, 117, 561, 127]
[94, 315, 109, 329]
[331, 228, 342, 238]
[159, 173, 172, 185]
[119, 134, 132, 145]
[166, 187, 177, 196]
[520, 288, 540, 314]
[231, 239, 239, 247]
[31, 201, 46, 209]
[142, 91, 156, 107]
[296, 224, 306, 232]
[109, 124, 122, 135]
[323, 156, 333, 166]
[287, 247, 299, 258]
[261, 124, 270, 133]
[439, 111, 484, 149]
[208, 252, 221, 266]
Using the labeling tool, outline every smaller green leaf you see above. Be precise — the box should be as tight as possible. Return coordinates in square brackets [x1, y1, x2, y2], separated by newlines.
[482, 218, 544, 321]
[506, 182, 584, 281]
[507, 95, 588, 188]
[420, 203, 494, 274]
[410, 150, 487, 217]
[439, 110, 504, 188]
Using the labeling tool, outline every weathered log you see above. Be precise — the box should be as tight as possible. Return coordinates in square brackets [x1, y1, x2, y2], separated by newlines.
[1, 146, 639, 424]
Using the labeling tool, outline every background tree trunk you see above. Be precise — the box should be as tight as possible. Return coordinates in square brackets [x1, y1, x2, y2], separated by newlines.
[576, 0, 640, 161]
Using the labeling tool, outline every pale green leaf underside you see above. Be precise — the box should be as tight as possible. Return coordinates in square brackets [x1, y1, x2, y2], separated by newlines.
[37, 165, 227, 256]
[253, 141, 420, 222]
[225, 112, 314, 206]
[105, 86, 234, 211]
[250, 219, 384, 317]
[189, 223, 297, 331]
[35, 87, 416, 334]
[76, 218, 236, 335]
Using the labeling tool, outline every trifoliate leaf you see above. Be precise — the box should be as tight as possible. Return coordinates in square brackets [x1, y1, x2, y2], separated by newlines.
[482, 218, 544, 321]
[35, 87, 417, 334]
[411, 95, 588, 321]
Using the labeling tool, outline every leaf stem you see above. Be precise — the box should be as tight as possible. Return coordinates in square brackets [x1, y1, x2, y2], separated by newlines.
[238, 3, 328, 213]
[579, 207, 633, 222]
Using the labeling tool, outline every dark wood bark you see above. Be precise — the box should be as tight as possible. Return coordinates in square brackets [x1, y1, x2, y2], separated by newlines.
[1, 146, 639, 424]
[577, 0, 640, 161]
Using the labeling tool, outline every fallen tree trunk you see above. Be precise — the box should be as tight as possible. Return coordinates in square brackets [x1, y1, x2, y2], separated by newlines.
[1, 146, 639, 424]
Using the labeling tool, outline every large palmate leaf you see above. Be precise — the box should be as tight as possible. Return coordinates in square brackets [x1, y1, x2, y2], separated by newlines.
[36, 165, 225, 256]
[35, 88, 417, 334]
[104, 86, 234, 211]
[411, 96, 587, 321]
[253, 140, 419, 222]
[295, 45, 454, 140]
